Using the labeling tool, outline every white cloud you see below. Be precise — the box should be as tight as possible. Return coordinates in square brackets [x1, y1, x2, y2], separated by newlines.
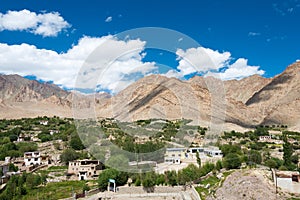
[205, 58, 264, 80]
[163, 47, 264, 80]
[0, 34, 264, 93]
[105, 16, 112, 23]
[248, 32, 261, 36]
[0, 9, 70, 37]
[174, 47, 231, 77]
[0, 36, 157, 93]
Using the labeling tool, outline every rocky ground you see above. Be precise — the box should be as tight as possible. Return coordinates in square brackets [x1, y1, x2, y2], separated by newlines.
[207, 169, 289, 200]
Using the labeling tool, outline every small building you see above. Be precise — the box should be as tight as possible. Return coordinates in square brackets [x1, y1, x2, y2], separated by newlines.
[24, 151, 41, 166]
[68, 160, 104, 180]
[40, 154, 51, 165]
[164, 146, 223, 166]
[4, 157, 11, 164]
[39, 121, 48, 125]
[0, 163, 9, 176]
[17, 133, 25, 142]
[49, 130, 59, 135]
[259, 136, 272, 141]
[164, 148, 186, 164]
[204, 149, 223, 157]
[273, 170, 300, 194]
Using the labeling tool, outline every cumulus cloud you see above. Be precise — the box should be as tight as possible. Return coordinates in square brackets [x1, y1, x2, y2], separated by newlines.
[205, 58, 264, 80]
[0, 33, 264, 93]
[105, 16, 112, 22]
[165, 47, 231, 78]
[164, 46, 264, 80]
[0, 9, 70, 37]
[0, 36, 157, 93]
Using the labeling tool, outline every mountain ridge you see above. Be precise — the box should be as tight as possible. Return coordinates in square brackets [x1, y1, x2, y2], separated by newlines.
[1, 62, 300, 131]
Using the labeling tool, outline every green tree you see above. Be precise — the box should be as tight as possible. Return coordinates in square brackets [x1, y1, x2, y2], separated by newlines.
[142, 172, 156, 193]
[25, 174, 35, 189]
[135, 178, 141, 186]
[247, 150, 262, 166]
[97, 168, 128, 191]
[60, 148, 79, 164]
[83, 184, 90, 193]
[283, 134, 293, 167]
[155, 174, 165, 186]
[265, 159, 277, 169]
[220, 144, 242, 156]
[291, 154, 299, 164]
[165, 170, 177, 186]
[223, 153, 241, 169]
[178, 164, 199, 185]
[98, 168, 119, 191]
[216, 160, 223, 171]
[70, 135, 85, 150]
[9, 163, 18, 172]
[196, 151, 201, 167]
[0, 137, 10, 144]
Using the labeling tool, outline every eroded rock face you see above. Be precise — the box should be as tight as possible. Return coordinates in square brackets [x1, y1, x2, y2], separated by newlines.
[1, 61, 300, 131]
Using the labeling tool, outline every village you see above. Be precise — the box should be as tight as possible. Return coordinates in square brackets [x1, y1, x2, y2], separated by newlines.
[0, 117, 299, 199]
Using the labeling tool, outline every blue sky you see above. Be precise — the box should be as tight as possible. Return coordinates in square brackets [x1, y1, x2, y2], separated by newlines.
[0, 0, 300, 92]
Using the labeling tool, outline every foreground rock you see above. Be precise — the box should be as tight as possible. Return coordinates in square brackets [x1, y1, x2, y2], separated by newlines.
[207, 169, 287, 200]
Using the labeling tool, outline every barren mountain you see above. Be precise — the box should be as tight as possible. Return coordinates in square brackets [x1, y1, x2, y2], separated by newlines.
[224, 74, 271, 104]
[1, 61, 300, 130]
[0, 74, 110, 119]
[0, 74, 68, 101]
[246, 61, 300, 126]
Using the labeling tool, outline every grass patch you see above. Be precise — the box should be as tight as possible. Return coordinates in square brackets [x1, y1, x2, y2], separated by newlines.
[37, 166, 68, 175]
[195, 176, 219, 200]
[21, 180, 86, 200]
[195, 170, 235, 199]
[195, 186, 209, 199]
[48, 166, 68, 170]
[199, 176, 219, 186]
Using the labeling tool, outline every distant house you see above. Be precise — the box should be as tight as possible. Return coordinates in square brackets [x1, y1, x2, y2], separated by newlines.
[17, 133, 25, 142]
[259, 136, 272, 141]
[39, 121, 48, 125]
[273, 170, 300, 194]
[204, 149, 223, 157]
[164, 146, 223, 165]
[164, 148, 186, 164]
[68, 160, 104, 180]
[49, 130, 59, 135]
[40, 154, 51, 165]
[24, 151, 41, 166]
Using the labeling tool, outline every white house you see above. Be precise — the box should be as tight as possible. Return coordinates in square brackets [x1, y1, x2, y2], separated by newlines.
[164, 146, 223, 165]
[24, 151, 41, 166]
[259, 136, 272, 141]
[39, 121, 48, 125]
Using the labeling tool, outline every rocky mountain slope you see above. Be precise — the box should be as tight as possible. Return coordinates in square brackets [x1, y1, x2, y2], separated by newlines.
[1, 61, 300, 130]
[246, 62, 300, 127]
